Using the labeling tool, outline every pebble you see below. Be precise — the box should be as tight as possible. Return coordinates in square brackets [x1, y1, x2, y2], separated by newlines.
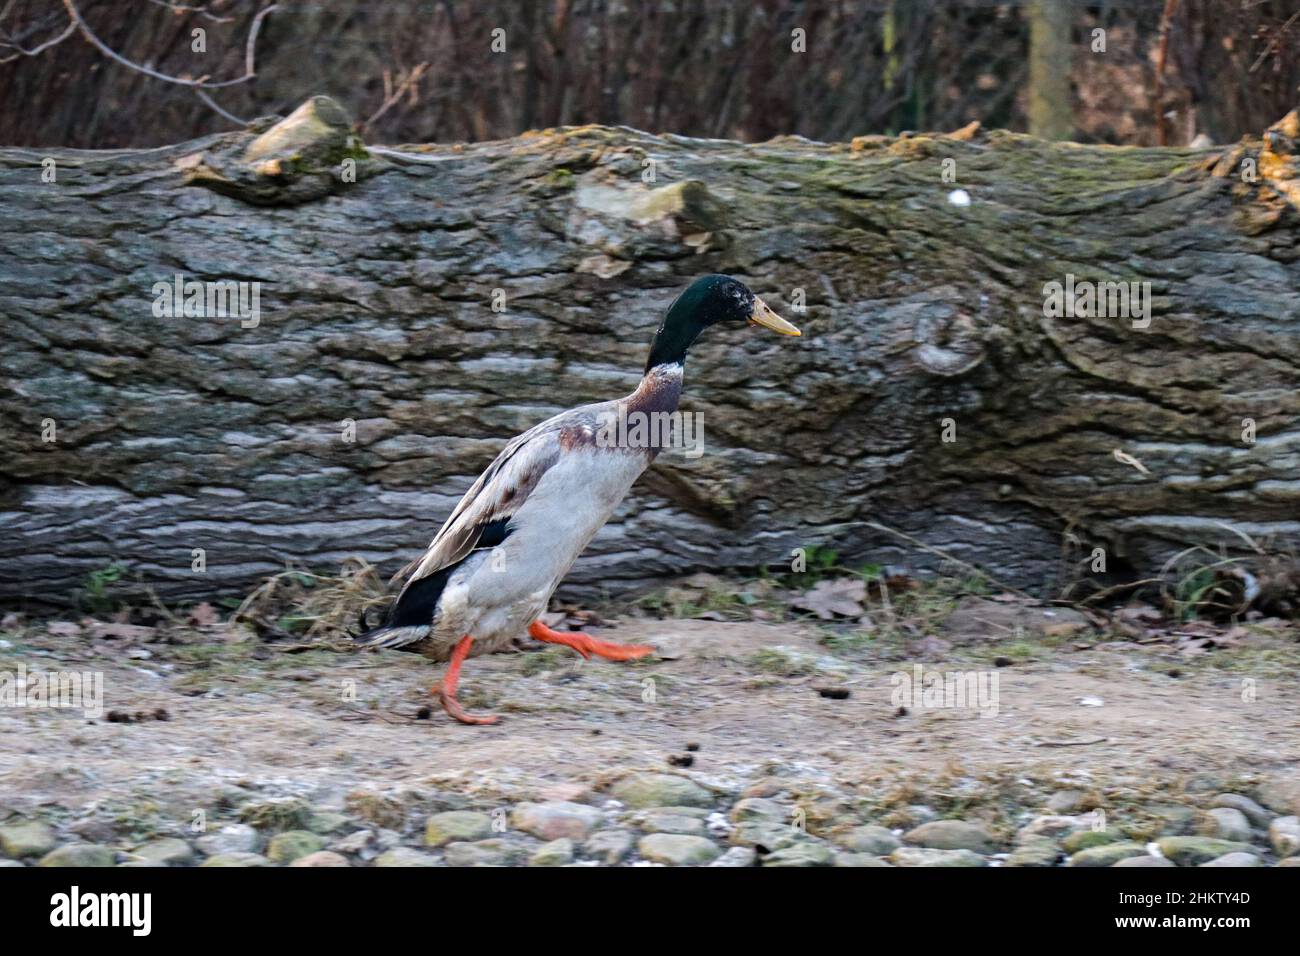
[1046, 790, 1089, 813]
[200, 852, 271, 867]
[833, 852, 893, 867]
[266, 830, 325, 864]
[890, 847, 986, 867]
[1200, 852, 1262, 867]
[291, 851, 351, 867]
[328, 830, 375, 855]
[728, 797, 787, 824]
[130, 837, 195, 866]
[584, 829, 634, 865]
[612, 774, 713, 809]
[1005, 838, 1061, 867]
[761, 843, 834, 867]
[1210, 793, 1273, 829]
[837, 825, 901, 855]
[1156, 836, 1260, 867]
[708, 846, 757, 867]
[1268, 816, 1300, 857]
[1257, 771, 1300, 816]
[730, 821, 807, 852]
[903, 820, 996, 853]
[1112, 855, 1175, 867]
[529, 838, 574, 866]
[641, 810, 707, 836]
[373, 847, 438, 867]
[38, 844, 115, 867]
[425, 811, 493, 847]
[1016, 815, 1087, 842]
[1067, 842, 1149, 867]
[511, 802, 604, 841]
[196, 823, 259, 856]
[444, 839, 518, 867]
[637, 833, 721, 865]
[1200, 807, 1252, 843]
[1061, 829, 1124, 853]
[0, 821, 57, 859]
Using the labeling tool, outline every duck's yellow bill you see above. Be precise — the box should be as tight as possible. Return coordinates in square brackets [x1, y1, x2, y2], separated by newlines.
[749, 296, 801, 336]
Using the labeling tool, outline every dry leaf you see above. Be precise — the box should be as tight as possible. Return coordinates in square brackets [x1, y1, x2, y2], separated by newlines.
[790, 579, 867, 620]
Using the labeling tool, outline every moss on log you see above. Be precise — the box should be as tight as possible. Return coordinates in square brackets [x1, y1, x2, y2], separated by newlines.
[1, 98, 1298, 606]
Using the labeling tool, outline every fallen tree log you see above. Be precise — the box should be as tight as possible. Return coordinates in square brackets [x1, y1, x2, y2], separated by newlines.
[2, 97, 1298, 608]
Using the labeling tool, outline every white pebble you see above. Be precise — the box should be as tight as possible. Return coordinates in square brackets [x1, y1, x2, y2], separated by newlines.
[947, 188, 971, 207]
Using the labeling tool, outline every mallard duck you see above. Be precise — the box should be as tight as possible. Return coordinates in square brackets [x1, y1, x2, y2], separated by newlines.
[355, 274, 801, 724]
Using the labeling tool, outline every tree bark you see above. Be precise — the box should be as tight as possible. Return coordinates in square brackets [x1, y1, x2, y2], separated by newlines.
[2, 98, 1298, 607]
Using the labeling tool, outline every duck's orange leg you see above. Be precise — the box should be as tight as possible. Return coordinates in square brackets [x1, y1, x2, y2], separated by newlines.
[527, 620, 655, 662]
[431, 635, 499, 725]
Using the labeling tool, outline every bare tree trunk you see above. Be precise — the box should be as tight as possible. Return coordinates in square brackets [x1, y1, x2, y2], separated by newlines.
[1027, 0, 1075, 141]
[1, 98, 1298, 607]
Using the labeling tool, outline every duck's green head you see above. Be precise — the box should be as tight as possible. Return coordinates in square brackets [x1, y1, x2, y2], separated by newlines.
[645, 274, 800, 372]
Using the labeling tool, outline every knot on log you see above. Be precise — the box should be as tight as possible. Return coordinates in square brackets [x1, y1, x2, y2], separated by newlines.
[176, 96, 378, 206]
[911, 305, 986, 377]
[570, 177, 730, 272]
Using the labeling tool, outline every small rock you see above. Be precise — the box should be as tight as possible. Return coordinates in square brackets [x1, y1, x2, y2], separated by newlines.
[1257, 771, 1300, 816]
[444, 839, 517, 867]
[1046, 790, 1088, 813]
[196, 823, 259, 856]
[266, 830, 326, 864]
[709, 846, 757, 867]
[1017, 815, 1087, 842]
[761, 843, 834, 867]
[641, 810, 706, 836]
[0, 821, 57, 859]
[1268, 816, 1300, 857]
[638, 833, 721, 866]
[511, 802, 603, 841]
[130, 837, 194, 866]
[903, 820, 996, 853]
[1112, 855, 1176, 867]
[1210, 793, 1273, 829]
[1068, 842, 1149, 867]
[200, 852, 271, 867]
[290, 851, 350, 867]
[529, 838, 574, 867]
[1005, 838, 1061, 867]
[584, 829, 634, 865]
[612, 773, 713, 809]
[889, 847, 986, 867]
[1061, 830, 1124, 853]
[425, 811, 493, 847]
[328, 829, 375, 855]
[836, 825, 901, 856]
[373, 847, 437, 867]
[38, 844, 115, 867]
[1276, 857, 1300, 867]
[0, 860, 24, 867]
[833, 852, 893, 867]
[1200, 807, 1252, 844]
[729, 797, 787, 824]
[308, 811, 351, 835]
[1200, 852, 1262, 867]
[1156, 836, 1260, 867]
[730, 821, 807, 852]
[1149, 804, 1198, 836]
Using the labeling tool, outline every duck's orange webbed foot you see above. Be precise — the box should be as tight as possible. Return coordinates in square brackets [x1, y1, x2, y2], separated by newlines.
[527, 620, 656, 662]
[431, 635, 500, 725]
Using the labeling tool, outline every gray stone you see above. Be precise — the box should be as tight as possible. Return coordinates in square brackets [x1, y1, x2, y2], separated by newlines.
[709, 846, 757, 867]
[1211, 793, 1273, 829]
[730, 821, 808, 852]
[425, 811, 493, 847]
[0, 860, 24, 867]
[511, 802, 603, 841]
[444, 839, 518, 867]
[728, 797, 787, 824]
[1149, 804, 1198, 836]
[889, 847, 986, 867]
[266, 830, 325, 864]
[1016, 815, 1087, 842]
[903, 820, 997, 853]
[1046, 790, 1088, 813]
[584, 829, 634, 865]
[196, 823, 258, 856]
[611, 774, 713, 809]
[638, 833, 721, 866]
[1201, 807, 1252, 843]
[1200, 852, 1262, 867]
[641, 810, 706, 836]
[1112, 855, 1175, 867]
[836, 825, 900, 855]
[1068, 842, 1149, 867]
[1061, 829, 1125, 853]
[761, 843, 834, 867]
[1005, 838, 1061, 867]
[1268, 816, 1300, 857]
[529, 838, 574, 867]
[1156, 836, 1261, 867]
[38, 844, 115, 867]
[290, 850, 351, 867]
[833, 852, 893, 867]
[200, 852, 271, 867]
[308, 811, 351, 835]
[0, 821, 57, 859]
[373, 847, 437, 867]
[130, 837, 194, 866]
[1258, 772, 1300, 816]
[328, 829, 375, 855]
